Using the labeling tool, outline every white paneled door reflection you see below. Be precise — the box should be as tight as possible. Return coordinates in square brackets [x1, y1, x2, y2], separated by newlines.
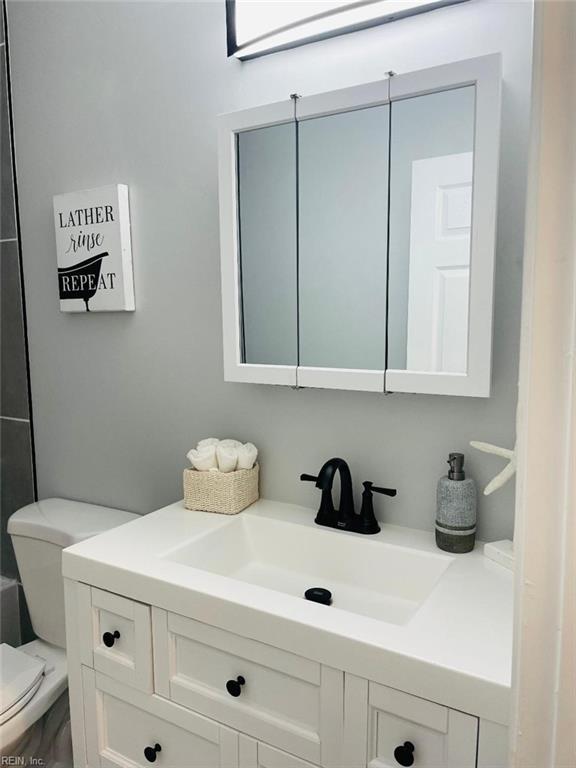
[406, 151, 473, 374]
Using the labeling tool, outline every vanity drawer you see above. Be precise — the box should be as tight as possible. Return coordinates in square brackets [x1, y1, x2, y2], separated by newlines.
[152, 609, 343, 766]
[368, 682, 478, 768]
[239, 736, 318, 768]
[82, 667, 239, 767]
[80, 586, 153, 692]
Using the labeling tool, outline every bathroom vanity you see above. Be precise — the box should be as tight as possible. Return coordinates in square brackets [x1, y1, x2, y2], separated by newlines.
[63, 500, 512, 767]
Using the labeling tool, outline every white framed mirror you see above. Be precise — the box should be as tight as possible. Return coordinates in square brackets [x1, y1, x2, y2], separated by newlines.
[217, 54, 501, 396]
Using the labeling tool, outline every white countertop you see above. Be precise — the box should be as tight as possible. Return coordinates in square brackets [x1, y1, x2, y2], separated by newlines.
[63, 499, 513, 725]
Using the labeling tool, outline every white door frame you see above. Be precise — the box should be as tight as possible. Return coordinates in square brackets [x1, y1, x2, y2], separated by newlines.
[510, 1, 576, 765]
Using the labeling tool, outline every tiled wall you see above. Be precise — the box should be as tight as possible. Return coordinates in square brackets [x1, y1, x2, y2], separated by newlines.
[1, 0, 35, 642]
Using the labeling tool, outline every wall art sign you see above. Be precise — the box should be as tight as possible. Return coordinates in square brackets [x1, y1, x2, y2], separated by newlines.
[53, 184, 135, 312]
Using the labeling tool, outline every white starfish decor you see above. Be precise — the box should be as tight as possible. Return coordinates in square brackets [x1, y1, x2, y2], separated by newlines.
[470, 441, 517, 496]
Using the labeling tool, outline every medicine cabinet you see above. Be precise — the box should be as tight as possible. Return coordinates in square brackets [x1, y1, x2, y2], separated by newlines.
[218, 55, 501, 397]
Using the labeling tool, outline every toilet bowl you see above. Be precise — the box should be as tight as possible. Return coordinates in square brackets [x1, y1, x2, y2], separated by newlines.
[1, 498, 138, 765]
[1, 641, 68, 763]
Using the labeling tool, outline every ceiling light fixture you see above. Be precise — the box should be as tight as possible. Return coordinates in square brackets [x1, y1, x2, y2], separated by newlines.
[227, 0, 470, 60]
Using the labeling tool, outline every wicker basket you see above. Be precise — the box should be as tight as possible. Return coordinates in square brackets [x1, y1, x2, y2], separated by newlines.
[183, 464, 259, 515]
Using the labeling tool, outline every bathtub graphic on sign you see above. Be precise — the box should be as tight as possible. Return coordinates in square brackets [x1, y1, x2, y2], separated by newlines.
[53, 184, 135, 312]
[57, 252, 108, 311]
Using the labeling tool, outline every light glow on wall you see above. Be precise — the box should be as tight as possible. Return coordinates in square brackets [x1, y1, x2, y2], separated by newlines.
[228, 0, 470, 59]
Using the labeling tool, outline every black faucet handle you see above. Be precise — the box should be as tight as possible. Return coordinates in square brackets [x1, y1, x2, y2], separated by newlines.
[300, 473, 318, 483]
[364, 481, 397, 497]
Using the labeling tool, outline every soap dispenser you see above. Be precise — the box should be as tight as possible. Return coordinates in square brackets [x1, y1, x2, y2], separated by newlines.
[436, 453, 477, 553]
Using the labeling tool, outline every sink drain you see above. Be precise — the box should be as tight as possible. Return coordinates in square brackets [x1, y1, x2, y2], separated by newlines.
[304, 587, 332, 606]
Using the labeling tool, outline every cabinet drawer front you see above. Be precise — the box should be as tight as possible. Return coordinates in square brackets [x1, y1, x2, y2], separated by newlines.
[153, 609, 343, 765]
[368, 682, 478, 768]
[239, 737, 318, 768]
[84, 587, 153, 692]
[82, 668, 238, 768]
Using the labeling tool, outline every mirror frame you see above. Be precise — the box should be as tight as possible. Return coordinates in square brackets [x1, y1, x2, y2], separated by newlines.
[217, 54, 501, 397]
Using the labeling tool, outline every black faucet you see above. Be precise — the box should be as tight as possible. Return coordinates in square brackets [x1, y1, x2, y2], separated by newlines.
[301, 457, 356, 530]
[301, 458, 397, 534]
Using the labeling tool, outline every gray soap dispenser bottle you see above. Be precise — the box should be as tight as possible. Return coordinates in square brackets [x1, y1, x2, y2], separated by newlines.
[435, 453, 477, 553]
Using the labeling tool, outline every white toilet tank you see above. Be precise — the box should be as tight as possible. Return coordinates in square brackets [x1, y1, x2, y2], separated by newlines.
[8, 499, 138, 649]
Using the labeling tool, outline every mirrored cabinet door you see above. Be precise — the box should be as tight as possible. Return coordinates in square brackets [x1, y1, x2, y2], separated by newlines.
[387, 86, 475, 376]
[297, 105, 389, 390]
[385, 55, 500, 396]
[237, 123, 298, 366]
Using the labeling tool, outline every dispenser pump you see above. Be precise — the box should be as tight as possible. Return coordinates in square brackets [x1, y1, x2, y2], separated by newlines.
[447, 452, 466, 481]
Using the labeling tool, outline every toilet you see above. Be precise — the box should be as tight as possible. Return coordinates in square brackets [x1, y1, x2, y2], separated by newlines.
[1, 498, 138, 764]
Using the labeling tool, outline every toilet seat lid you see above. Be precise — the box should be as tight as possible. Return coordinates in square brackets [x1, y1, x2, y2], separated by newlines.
[0, 644, 45, 722]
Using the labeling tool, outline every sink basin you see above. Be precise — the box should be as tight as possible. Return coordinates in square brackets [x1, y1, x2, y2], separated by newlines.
[162, 512, 453, 625]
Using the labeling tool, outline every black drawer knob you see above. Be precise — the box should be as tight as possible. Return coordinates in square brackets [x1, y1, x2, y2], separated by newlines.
[394, 741, 415, 767]
[102, 630, 120, 648]
[226, 675, 246, 697]
[144, 743, 162, 763]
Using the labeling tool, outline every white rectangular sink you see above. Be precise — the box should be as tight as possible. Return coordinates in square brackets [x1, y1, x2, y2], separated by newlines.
[162, 513, 453, 625]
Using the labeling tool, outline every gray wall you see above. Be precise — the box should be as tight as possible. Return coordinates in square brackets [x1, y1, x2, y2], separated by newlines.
[1, 0, 35, 643]
[6, 0, 533, 541]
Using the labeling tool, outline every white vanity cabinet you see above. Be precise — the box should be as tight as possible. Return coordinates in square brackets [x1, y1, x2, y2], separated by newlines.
[65, 582, 506, 768]
[365, 681, 477, 767]
[341, 676, 479, 768]
[82, 669, 239, 768]
[239, 738, 318, 768]
[151, 608, 343, 765]
[78, 586, 153, 693]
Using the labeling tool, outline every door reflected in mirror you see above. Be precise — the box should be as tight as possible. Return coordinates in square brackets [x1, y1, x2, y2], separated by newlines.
[387, 86, 475, 375]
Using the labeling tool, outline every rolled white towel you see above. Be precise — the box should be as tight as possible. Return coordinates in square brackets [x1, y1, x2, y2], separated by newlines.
[219, 438, 243, 450]
[197, 437, 220, 450]
[237, 442, 258, 470]
[217, 443, 238, 473]
[187, 445, 218, 471]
